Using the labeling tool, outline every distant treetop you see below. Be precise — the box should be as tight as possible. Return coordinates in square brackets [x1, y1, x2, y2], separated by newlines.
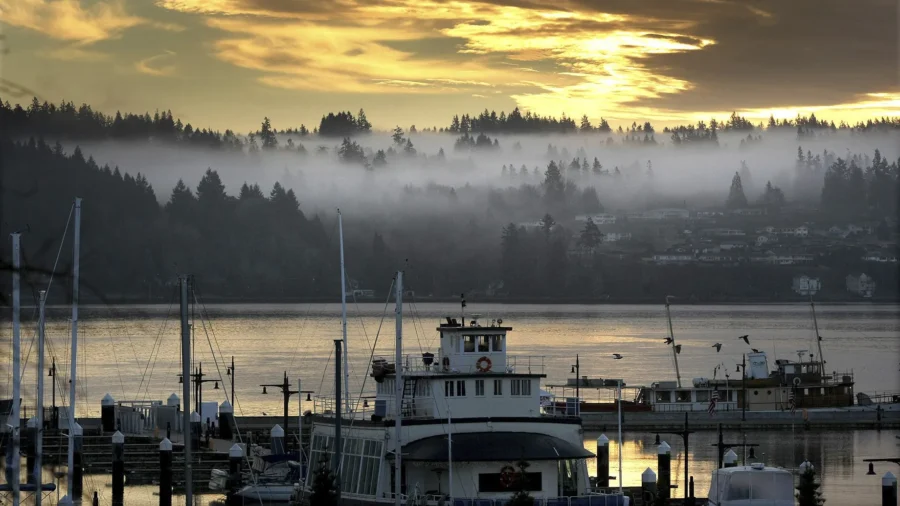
[318, 109, 372, 137]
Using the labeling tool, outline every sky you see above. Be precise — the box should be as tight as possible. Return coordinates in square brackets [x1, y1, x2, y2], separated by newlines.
[1, 0, 898, 132]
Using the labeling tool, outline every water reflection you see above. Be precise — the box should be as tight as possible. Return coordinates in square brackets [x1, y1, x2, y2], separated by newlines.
[583, 429, 898, 504]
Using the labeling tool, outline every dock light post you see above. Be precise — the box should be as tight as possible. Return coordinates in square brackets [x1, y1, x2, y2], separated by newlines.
[712, 423, 759, 469]
[178, 362, 222, 414]
[225, 356, 235, 406]
[570, 354, 580, 415]
[261, 371, 312, 452]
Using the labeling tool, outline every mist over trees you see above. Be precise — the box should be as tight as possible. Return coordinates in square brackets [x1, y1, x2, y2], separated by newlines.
[2, 97, 898, 302]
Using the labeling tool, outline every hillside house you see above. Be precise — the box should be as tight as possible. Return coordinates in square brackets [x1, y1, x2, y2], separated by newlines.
[792, 275, 822, 296]
[845, 273, 876, 298]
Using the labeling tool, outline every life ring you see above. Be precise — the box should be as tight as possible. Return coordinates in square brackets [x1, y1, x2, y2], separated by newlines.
[793, 377, 801, 386]
[499, 465, 516, 488]
[476, 356, 492, 373]
[442, 357, 450, 371]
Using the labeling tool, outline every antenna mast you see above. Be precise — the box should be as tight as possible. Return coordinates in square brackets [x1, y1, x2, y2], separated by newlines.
[665, 296, 682, 388]
[394, 272, 404, 506]
[810, 298, 825, 375]
[67, 198, 82, 498]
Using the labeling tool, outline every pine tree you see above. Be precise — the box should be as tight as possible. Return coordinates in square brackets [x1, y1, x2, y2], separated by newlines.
[543, 161, 564, 203]
[795, 465, 825, 506]
[726, 172, 748, 209]
[392, 126, 404, 146]
[578, 218, 603, 249]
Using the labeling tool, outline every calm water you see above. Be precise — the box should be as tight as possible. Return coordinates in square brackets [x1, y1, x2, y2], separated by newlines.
[3, 303, 899, 504]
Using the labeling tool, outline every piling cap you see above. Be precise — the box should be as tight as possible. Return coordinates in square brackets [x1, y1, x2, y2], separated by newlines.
[101, 393, 116, 406]
[657, 441, 671, 455]
[271, 424, 285, 437]
[642, 467, 657, 482]
[112, 431, 125, 444]
[798, 461, 813, 473]
[26, 416, 38, 428]
[73, 422, 83, 436]
[724, 449, 738, 463]
[167, 393, 180, 407]
[190, 411, 201, 423]
[160, 438, 173, 451]
[884, 471, 897, 486]
[597, 434, 609, 446]
[220, 400, 233, 413]
[230, 444, 244, 458]
[59, 496, 74, 506]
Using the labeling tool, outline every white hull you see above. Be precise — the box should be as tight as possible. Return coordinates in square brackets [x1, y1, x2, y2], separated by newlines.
[237, 483, 296, 502]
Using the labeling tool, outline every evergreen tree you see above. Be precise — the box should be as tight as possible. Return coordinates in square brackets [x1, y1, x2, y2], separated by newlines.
[760, 181, 785, 212]
[580, 187, 603, 213]
[795, 465, 825, 506]
[540, 213, 556, 242]
[404, 138, 416, 156]
[356, 108, 372, 133]
[542, 161, 564, 203]
[259, 117, 278, 150]
[580, 115, 592, 132]
[578, 218, 603, 249]
[592, 158, 602, 175]
[726, 172, 748, 209]
[392, 126, 405, 146]
[373, 149, 387, 167]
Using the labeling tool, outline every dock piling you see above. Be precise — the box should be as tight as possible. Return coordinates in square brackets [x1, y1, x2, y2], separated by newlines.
[112, 431, 124, 506]
[101, 394, 116, 433]
[26, 417, 37, 484]
[596, 434, 610, 489]
[724, 449, 738, 468]
[92, 491, 99, 506]
[658, 441, 671, 500]
[271, 424, 286, 454]
[641, 467, 657, 503]
[190, 411, 201, 452]
[159, 438, 173, 506]
[219, 400, 234, 441]
[688, 475, 696, 506]
[884, 471, 897, 506]
[227, 444, 244, 506]
[73, 422, 84, 500]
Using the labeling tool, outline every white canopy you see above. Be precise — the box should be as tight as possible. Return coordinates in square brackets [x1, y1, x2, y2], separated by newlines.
[707, 465, 794, 506]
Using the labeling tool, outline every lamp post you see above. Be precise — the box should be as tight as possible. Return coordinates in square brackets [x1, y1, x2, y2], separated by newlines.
[711, 423, 759, 469]
[261, 371, 312, 453]
[225, 356, 235, 406]
[570, 354, 580, 415]
[178, 362, 222, 415]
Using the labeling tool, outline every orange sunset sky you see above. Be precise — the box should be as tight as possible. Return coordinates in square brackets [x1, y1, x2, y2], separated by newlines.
[1, 0, 898, 132]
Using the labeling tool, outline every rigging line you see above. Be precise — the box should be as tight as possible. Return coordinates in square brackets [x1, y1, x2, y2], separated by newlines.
[343, 277, 394, 439]
[288, 299, 316, 372]
[103, 302, 147, 399]
[192, 283, 246, 415]
[135, 285, 178, 403]
[317, 346, 334, 397]
[400, 266, 431, 352]
[104, 316, 127, 400]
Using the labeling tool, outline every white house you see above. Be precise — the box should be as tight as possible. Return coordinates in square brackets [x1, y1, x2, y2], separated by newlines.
[846, 273, 876, 297]
[574, 213, 617, 224]
[603, 232, 632, 243]
[642, 208, 690, 220]
[651, 254, 695, 264]
[792, 275, 822, 296]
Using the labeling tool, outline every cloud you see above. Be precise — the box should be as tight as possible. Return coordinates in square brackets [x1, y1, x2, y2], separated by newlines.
[156, 0, 900, 122]
[39, 46, 111, 61]
[1, 0, 183, 44]
[135, 50, 177, 76]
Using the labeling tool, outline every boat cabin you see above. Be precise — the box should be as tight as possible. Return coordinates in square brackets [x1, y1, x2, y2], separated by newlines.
[707, 464, 794, 506]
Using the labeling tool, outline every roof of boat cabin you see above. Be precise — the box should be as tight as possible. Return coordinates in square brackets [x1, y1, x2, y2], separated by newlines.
[401, 431, 594, 462]
[437, 326, 513, 332]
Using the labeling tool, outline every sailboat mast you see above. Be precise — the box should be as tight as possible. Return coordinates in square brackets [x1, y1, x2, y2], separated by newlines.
[338, 210, 349, 415]
[665, 296, 682, 388]
[67, 197, 81, 497]
[11, 232, 22, 506]
[180, 276, 193, 506]
[36, 290, 47, 506]
[394, 271, 403, 506]
[811, 299, 825, 375]
[448, 407, 453, 505]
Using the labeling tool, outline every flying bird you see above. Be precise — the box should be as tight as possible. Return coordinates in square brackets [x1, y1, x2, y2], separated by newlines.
[712, 343, 723, 352]
[612, 353, 624, 360]
[751, 348, 760, 353]
[738, 335, 750, 345]
[664, 337, 674, 345]
[674, 345, 682, 355]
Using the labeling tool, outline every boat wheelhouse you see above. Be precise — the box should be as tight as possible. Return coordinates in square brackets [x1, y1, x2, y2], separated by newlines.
[302, 314, 624, 505]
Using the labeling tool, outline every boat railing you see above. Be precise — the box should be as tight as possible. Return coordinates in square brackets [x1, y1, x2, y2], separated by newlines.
[652, 401, 739, 413]
[396, 355, 546, 375]
[116, 400, 164, 434]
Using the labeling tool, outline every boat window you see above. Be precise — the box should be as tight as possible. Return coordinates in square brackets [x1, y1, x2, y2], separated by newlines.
[493, 379, 503, 395]
[475, 380, 485, 396]
[464, 335, 476, 352]
[490, 335, 503, 352]
[656, 391, 671, 402]
[511, 380, 521, 396]
[726, 472, 751, 500]
[479, 472, 542, 492]
[676, 391, 691, 402]
[478, 336, 490, 352]
[445, 381, 454, 397]
[695, 390, 709, 402]
[511, 379, 531, 396]
[456, 380, 466, 396]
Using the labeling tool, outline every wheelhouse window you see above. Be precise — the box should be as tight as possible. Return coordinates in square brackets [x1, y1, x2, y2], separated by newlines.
[493, 379, 503, 395]
[475, 380, 485, 396]
[463, 336, 476, 352]
[511, 379, 532, 396]
[656, 391, 671, 402]
[445, 380, 454, 397]
[456, 380, 466, 396]
[478, 336, 490, 352]
[676, 391, 691, 402]
[695, 390, 710, 402]
[490, 336, 503, 352]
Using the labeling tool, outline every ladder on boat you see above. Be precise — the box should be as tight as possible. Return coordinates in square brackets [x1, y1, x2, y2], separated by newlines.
[401, 378, 417, 417]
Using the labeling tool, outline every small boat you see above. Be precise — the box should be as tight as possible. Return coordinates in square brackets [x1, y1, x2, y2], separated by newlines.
[707, 463, 794, 505]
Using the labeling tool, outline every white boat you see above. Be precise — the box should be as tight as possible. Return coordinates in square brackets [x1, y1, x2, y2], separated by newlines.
[707, 463, 794, 506]
[236, 460, 304, 502]
[302, 272, 629, 506]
